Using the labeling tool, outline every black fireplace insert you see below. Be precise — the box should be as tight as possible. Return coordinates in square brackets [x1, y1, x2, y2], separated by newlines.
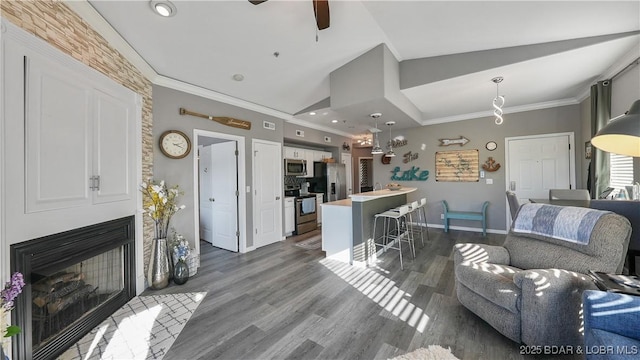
[10, 216, 136, 360]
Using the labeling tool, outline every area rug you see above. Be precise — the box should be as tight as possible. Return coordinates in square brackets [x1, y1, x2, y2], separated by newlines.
[390, 345, 460, 360]
[59, 292, 206, 360]
[294, 235, 322, 250]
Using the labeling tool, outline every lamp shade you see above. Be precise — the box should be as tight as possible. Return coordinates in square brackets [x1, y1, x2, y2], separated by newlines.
[591, 99, 640, 157]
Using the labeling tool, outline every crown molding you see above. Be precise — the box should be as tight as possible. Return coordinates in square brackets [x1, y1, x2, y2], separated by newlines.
[421, 98, 579, 126]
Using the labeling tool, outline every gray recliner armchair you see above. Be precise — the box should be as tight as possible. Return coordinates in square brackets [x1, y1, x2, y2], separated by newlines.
[453, 204, 631, 347]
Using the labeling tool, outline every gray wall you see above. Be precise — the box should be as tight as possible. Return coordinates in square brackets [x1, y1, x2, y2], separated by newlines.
[153, 85, 285, 249]
[371, 105, 583, 232]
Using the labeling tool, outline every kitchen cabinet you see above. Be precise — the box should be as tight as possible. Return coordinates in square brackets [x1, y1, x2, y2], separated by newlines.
[316, 193, 324, 225]
[304, 151, 315, 178]
[313, 151, 333, 162]
[284, 146, 305, 160]
[284, 197, 295, 235]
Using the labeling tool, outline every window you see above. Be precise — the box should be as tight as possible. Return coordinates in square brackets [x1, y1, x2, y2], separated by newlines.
[610, 152, 633, 194]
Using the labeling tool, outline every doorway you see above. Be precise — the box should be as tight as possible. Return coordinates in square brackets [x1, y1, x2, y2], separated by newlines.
[505, 132, 576, 225]
[192, 130, 246, 255]
[358, 157, 374, 192]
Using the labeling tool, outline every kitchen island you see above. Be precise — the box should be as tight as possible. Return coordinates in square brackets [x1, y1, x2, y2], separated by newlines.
[321, 187, 416, 266]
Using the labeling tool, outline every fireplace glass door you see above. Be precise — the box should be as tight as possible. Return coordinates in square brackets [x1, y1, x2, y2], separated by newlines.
[32, 247, 124, 352]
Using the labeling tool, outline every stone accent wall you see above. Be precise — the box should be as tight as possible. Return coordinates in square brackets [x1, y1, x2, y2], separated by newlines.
[1, 1, 155, 277]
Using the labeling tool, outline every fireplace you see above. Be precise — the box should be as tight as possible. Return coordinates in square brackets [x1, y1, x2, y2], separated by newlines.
[10, 216, 136, 360]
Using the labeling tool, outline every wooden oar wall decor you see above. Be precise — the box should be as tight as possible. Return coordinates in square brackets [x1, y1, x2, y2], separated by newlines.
[179, 107, 252, 130]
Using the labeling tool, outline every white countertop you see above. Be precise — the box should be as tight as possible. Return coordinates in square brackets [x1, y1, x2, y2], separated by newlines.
[321, 198, 352, 207]
[349, 187, 417, 202]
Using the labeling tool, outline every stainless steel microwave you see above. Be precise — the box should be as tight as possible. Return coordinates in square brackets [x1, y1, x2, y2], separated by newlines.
[284, 158, 307, 176]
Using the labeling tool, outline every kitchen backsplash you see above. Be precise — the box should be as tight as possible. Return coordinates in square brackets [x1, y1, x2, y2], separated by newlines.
[284, 176, 309, 186]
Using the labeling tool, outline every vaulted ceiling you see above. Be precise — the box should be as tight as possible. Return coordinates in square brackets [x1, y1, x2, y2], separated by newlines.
[79, 1, 640, 137]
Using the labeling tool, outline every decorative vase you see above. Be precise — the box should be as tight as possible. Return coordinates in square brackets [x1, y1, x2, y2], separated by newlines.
[173, 259, 189, 285]
[166, 243, 175, 280]
[147, 238, 170, 289]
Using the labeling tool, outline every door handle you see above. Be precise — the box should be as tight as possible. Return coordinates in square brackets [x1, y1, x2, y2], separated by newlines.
[276, 196, 281, 200]
[510, 181, 516, 191]
[209, 198, 215, 202]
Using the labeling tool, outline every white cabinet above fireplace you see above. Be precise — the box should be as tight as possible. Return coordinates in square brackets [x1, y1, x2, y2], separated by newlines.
[1, 21, 141, 244]
[24, 54, 136, 213]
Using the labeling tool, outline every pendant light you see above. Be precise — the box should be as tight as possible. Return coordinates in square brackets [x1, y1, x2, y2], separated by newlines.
[370, 113, 384, 155]
[492, 77, 505, 125]
[385, 121, 396, 157]
[591, 99, 640, 157]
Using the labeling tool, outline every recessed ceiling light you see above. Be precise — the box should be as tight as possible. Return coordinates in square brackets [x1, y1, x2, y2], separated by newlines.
[331, 119, 338, 123]
[309, 112, 316, 116]
[150, 1, 177, 17]
[232, 74, 245, 81]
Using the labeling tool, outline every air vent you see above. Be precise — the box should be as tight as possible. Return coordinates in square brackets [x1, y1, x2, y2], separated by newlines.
[263, 121, 275, 130]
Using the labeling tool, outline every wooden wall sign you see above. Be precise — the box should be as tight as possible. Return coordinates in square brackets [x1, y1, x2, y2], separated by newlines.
[390, 166, 429, 181]
[179, 107, 252, 130]
[439, 136, 469, 146]
[435, 149, 479, 182]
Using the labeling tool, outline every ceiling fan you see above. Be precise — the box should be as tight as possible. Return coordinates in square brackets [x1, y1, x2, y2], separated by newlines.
[249, 0, 330, 30]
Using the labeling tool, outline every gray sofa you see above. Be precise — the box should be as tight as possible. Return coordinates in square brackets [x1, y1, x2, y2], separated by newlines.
[453, 204, 631, 347]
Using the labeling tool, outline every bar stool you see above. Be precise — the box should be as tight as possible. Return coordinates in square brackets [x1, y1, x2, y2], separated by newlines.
[389, 200, 424, 248]
[372, 205, 414, 270]
[415, 198, 430, 244]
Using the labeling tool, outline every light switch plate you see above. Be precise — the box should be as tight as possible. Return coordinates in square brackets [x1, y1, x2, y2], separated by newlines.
[486, 179, 493, 185]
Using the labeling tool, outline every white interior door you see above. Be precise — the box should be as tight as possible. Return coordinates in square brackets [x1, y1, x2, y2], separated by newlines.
[506, 133, 574, 223]
[341, 153, 353, 195]
[253, 140, 282, 248]
[199, 142, 239, 252]
[199, 145, 214, 244]
[211, 141, 239, 252]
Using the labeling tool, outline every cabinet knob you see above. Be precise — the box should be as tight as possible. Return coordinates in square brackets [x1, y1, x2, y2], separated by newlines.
[276, 196, 281, 200]
[209, 197, 215, 202]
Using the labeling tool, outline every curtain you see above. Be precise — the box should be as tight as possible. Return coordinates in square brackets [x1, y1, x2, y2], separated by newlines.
[590, 80, 612, 199]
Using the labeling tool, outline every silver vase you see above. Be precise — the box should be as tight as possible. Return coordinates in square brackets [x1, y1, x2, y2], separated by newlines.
[147, 237, 169, 289]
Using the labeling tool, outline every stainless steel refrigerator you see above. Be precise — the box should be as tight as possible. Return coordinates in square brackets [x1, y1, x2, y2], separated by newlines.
[313, 162, 346, 202]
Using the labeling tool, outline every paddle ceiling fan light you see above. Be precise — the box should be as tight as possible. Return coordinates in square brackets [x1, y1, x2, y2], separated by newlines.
[249, 0, 330, 30]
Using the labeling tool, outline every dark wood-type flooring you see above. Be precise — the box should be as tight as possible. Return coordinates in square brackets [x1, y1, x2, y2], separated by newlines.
[146, 228, 583, 360]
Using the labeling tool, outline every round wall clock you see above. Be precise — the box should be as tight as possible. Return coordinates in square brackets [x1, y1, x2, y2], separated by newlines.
[485, 141, 497, 151]
[159, 130, 191, 159]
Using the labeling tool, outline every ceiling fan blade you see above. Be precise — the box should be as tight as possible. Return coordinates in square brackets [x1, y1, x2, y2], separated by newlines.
[313, 0, 330, 30]
[249, 0, 268, 5]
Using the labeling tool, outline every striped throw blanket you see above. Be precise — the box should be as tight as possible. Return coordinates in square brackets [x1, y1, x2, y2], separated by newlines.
[513, 203, 609, 245]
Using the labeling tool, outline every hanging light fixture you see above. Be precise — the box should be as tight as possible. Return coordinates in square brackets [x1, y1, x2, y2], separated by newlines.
[370, 113, 384, 155]
[385, 121, 396, 157]
[492, 77, 505, 125]
[591, 99, 640, 157]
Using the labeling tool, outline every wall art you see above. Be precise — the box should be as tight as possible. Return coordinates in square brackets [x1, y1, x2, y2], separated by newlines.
[482, 157, 501, 172]
[403, 151, 419, 163]
[390, 166, 429, 181]
[435, 149, 479, 182]
[438, 136, 469, 146]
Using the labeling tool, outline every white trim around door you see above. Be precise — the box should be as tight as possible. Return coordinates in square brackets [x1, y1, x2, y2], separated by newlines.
[192, 129, 247, 255]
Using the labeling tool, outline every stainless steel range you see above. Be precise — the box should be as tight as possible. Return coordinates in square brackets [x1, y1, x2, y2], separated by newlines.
[284, 185, 317, 235]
